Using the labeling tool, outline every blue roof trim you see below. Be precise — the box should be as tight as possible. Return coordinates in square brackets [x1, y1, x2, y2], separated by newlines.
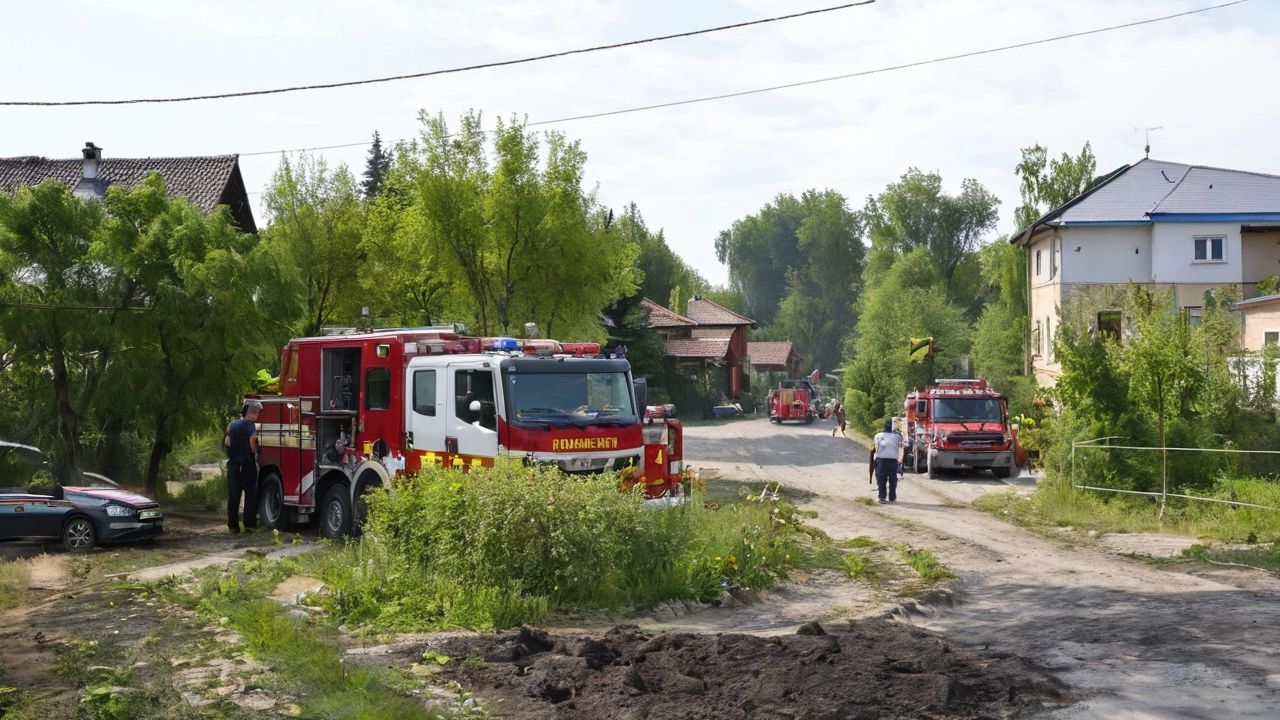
[1058, 220, 1152, 226]
[1149, 213, 1280, 223]
[1232, 293, 1280, 308]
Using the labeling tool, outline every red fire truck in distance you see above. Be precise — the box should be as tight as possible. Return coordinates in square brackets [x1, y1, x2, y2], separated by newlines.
[252, 327, 683, 538]
[903, 378, 1017, 480]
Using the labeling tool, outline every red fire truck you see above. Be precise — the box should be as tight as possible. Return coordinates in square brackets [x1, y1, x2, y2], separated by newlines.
[769, 379, 818, 424]
[252, 327, 683, 538]
[902, 378, 1017, 480]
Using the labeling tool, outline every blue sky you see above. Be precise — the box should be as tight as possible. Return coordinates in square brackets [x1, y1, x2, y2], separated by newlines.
[2, 0, 1277, 285]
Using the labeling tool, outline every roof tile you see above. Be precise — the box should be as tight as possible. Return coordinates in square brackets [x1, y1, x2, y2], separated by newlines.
[748, 341, 800, 368]
[639, 297, 696, 328]
[665, 338, 731, 359]
[0, 154, 241, 217]
[686, 297, 755, 327]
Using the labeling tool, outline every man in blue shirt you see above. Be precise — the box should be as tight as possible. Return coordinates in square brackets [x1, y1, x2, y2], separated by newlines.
[872, 419, 902, 504]
[224, 399, 262, 533]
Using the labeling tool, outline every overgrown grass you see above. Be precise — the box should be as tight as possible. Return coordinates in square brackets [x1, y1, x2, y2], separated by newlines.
[898, 547, 957, 583]
[295, 462, 823, 632]
[1182, 541, 1280, 572]
[158, 471, 226, 511]
[150, 556, 454, 719]
[0, 559, 30, 609]
[976, 474, 1280, 544]
[842, 553, 886, 582]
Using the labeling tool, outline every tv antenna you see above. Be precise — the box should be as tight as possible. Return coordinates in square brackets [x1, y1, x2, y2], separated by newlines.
[1135, 126, 1163, 159]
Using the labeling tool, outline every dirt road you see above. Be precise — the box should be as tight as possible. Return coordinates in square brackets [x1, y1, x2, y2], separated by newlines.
[685, 417, 1280, 719]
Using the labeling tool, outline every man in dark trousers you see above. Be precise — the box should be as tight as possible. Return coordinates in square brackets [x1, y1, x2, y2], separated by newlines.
[872, 419, 902, 503]
[224, 399, 262, 533]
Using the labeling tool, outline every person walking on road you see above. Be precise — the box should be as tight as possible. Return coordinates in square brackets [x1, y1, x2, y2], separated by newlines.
[832, 402, 847, 437]
[224, 399, 262, 533]
[873, 419, 902, 503]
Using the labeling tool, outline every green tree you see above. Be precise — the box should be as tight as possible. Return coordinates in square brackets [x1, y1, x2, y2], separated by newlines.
[262, 152, 365, 336]
[412, 111, 636, 339]
[0, 180, 118, 477]
[95, 175, 305, 493]
[844, 248, 971, 431]
[361, 131, 394, 200]
[970, 239, 1034, 413]
[714, 194, 805, 325]
[1013, 142, 1097, 231]
[861, 169, 998, 307]
[622, 203, 705, 314]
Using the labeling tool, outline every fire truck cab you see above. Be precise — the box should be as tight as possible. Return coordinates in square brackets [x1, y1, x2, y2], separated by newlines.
[903, 378, 1017, 480]
[253, 327, 678, 538]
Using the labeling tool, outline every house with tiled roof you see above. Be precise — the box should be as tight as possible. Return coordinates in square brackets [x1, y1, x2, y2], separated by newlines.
[640, 295, 756, 399]
[1011, 158, 1280, 385]
[748, 341, 804, 377]
[0, 142, 257, 233]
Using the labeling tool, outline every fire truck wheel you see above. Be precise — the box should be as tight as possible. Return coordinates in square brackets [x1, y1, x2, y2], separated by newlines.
[320, 484, 353, 539]
[258, 474, 285, 530]
[992, 466, 1013, 479]
[926, 453, 939, 480]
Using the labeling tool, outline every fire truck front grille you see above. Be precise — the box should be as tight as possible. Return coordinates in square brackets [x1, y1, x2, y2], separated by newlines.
[946, 432, 1006, 446]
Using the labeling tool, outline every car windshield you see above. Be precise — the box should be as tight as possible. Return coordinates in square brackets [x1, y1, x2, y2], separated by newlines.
[0, 445, 54, 492]
[505, 371, 637, 427]
[932, 397, 1003, 423]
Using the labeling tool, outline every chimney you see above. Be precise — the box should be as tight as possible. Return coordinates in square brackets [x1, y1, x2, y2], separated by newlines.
[82, 142, 102, 180]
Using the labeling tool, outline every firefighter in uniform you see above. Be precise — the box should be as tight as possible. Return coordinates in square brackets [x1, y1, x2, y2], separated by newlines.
[224, 399, 262, 533]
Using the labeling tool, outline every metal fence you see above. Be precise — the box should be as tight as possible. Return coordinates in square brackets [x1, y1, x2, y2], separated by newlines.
[1070, 436, 1280, 512]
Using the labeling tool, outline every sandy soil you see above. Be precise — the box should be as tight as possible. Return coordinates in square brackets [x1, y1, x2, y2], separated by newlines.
[683, 417, 1280, 719]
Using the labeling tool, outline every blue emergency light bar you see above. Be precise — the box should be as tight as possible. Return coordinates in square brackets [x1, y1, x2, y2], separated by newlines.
[490, 337, 519, 351]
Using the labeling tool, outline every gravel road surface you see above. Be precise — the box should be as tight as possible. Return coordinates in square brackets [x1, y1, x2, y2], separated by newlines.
[684, 416, 1280, 719]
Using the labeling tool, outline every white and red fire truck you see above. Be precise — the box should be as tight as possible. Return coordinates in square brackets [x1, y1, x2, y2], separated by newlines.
[251, 327, 684, 538]
[902, 378, 1018, 480]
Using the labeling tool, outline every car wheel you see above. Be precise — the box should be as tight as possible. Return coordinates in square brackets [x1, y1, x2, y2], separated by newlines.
[62, 516, 96, 553]
[258, 473, 285, 530]
[320, 484, 352, 539]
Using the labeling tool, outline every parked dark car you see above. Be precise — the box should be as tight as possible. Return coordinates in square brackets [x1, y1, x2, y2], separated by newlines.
[0, 441, 163, 552]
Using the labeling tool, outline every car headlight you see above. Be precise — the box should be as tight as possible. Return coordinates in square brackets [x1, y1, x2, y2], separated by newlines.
[105, 504, 134, 517]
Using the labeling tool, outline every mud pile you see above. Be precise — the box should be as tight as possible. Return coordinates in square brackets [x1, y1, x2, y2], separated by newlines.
[428, 622, 1069, 719]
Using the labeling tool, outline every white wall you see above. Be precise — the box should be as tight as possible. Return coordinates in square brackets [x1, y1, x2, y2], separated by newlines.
[1059, 226, 1152, 284]
[1151, 221, 1243, 284]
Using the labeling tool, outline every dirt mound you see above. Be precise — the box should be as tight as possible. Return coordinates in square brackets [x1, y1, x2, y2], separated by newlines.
[426, 622, 1069, 719]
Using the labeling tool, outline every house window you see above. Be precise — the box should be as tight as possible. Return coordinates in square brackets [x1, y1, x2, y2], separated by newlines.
[1097, 310, 1122, 340]
[1264, 331, 1280, 346]
[1050, 238, 1058, 280]
[1045, 316, 1054, 362]
[1032, 321, 1042, 357]
[1035, 250, 1042, 277]
[1184, 307, 1203, 327]
[1193, 236, 1225, 262]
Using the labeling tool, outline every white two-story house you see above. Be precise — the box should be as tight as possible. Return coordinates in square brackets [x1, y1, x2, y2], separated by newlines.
[1011, 159, 1280, 385]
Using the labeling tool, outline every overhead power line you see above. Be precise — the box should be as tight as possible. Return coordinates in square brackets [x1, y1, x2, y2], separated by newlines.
[0, 1, 876, 107]
[238, 0, 1248, 162]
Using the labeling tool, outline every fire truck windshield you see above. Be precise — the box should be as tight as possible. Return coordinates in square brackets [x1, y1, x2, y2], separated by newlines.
[504, 371, 637, 428]
[932, 397, 1002, 423]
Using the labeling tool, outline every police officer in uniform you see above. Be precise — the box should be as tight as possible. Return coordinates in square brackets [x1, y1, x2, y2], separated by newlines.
[224, 399, 262, 533]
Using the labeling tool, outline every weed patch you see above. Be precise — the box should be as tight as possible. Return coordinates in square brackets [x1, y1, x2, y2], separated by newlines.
[840, 536, 880, 549]
[0, 559, 30, 609]
[297, 462, 823, 632]
[1181, 541, 1280, 573]
[977, 475, 1280, 543]
[899, 547, 957, 583]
